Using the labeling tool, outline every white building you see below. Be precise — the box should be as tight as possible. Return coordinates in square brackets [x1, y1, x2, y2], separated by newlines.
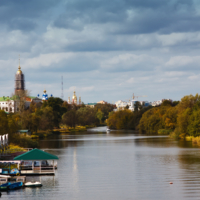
[0, 97, 15, 113]
[115, 100, 130, 111]
[0, 96, 42, 113]
[129, 100, 151, 111]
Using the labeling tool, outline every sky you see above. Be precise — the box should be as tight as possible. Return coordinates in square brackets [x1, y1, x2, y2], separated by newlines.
[1, 0, 200, 103]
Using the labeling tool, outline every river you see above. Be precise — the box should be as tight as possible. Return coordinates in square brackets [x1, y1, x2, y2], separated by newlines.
[3, 127, 200, 200]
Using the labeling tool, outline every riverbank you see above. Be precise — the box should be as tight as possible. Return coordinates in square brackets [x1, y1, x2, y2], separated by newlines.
[10, 125, 99, 151]
[0, 144, 28, 160]
[185, 136, 200, 146]
[31, 125, 96, 139]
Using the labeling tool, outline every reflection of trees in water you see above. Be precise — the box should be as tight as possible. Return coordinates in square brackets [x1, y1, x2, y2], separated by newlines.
[177, 151, 200, 198]
[178, 151, 200, 169]
[134, 137, 174, 148]
[39, 133, 86, 151]
[134, 137, 194, 148]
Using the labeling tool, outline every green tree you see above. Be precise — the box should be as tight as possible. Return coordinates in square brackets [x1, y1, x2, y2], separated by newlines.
[94, 104, 114, 122]
[163, 107, 178, 130]
[7, 113, 20, 141]
[62, 110, 77, 128]
[187, 110, 200, 137]
[77, 107, 96, 126]
[39, 106, 54, 130]
[0, 110, 9, 135]
[43, 97, 65, 127]
[161, 100, 172, 107]
[96, 109, 104, 124]
[134, 101, 142, 112]
[12, 90, 30, 113]
[107, 110, 134, 129]
[139, 107, 165, 134]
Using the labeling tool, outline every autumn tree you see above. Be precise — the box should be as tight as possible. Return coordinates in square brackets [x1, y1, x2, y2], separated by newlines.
[96, 109, 104, 124]
[77, 107, 96, 126]
[0, 110, 9, 135]
[62, 110, 77, 128]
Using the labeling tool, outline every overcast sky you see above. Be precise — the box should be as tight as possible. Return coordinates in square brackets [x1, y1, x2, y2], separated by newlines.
[1, 0, 200, 103]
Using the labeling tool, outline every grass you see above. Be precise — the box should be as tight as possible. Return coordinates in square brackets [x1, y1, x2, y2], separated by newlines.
[31, 131, 54, 139]
[59, 125, 88, 133]
[68, 126, 87, 132]
[0, 143, 27, 154]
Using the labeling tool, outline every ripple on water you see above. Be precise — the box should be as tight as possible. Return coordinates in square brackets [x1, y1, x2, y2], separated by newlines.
[2, 132, 200, 200]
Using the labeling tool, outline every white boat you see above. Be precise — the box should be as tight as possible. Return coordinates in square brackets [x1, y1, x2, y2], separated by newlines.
[106, 128, 111, 132]
[24, 182, 42, 187]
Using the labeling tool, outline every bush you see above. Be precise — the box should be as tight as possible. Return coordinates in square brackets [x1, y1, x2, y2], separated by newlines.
[158, 129, 173, 135]
[11, 134, 39, 148]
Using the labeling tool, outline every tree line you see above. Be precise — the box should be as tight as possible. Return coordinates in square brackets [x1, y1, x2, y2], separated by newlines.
[2, 93, 200, 148]
[0, 97, 115, 135]
[107, 94, 200, 138]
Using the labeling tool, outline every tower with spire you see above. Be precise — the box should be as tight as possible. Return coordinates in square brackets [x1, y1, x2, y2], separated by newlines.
[15, 57, 25, 95]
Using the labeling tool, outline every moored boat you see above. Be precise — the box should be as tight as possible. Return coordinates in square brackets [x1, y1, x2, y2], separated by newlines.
[24, 182, 42, 187]
[0, 182, 11, 191]
[8, 182, 23, 190]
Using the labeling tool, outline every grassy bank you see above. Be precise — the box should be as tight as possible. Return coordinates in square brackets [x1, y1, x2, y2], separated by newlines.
[58, 125, 95, 133]
[185, 136, 200, 146]
[6, 144, 27, 153]
[31, 125, 91, 139]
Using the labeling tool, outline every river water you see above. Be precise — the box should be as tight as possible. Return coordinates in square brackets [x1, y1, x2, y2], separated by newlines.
[3, 127, 200, 200]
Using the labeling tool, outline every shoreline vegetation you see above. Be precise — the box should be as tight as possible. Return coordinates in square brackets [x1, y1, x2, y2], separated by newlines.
[2, 93, 200, 151]
[0, 96, 114, 150]
[107, 93, 200, 147]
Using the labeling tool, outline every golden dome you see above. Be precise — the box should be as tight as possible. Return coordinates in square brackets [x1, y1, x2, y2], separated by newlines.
[44, 89, 47, 93]
[17, 66, 22, 74]
[72, 91, 77, 100]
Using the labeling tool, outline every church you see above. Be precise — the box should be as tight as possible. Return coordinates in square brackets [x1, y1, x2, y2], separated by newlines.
[0, 60, 82, 113]
[0, 64, 40, 113]
[68, 91, 81, 105]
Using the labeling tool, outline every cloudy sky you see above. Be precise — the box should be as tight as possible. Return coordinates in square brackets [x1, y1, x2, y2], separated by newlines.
[1, 0, 200, 103]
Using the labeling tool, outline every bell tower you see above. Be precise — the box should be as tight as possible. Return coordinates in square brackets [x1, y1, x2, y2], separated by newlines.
[15, 58, 25, 95]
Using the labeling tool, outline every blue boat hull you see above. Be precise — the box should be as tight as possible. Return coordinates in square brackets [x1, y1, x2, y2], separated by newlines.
[0, 182, 11, 191]
[8, 182, 23, 190]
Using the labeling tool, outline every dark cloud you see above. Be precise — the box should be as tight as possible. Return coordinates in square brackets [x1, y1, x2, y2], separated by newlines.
[54, 0, 200, 35]
[0, 0, 60, 31]
[1, 0, 200, 102]
[8, 18, 37, 31]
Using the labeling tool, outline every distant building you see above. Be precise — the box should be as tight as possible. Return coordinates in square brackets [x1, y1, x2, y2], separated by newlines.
[42, 90, 48, 101]
[15, 64, 25, 95]
[150, 99, 173, 107]
[68, 91, 81, 105]
[115, 100, 130, 111]
[0, 64, 43, 113]
[129, 100, 151, 111]
[0, 96, 15, 113]
[17, 130, 31, 136]
[86, 103, 97, 108]
[97, 100, 107, 104]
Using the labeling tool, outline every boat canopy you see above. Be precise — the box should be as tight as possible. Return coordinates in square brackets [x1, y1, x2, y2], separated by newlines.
[13, 148, 58, 160]
[0, 161, 20, 164]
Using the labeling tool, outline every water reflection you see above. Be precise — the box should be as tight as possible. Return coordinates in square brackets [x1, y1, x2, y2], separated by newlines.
[72, 147, 79, 195]
[3, 128, 200, 200]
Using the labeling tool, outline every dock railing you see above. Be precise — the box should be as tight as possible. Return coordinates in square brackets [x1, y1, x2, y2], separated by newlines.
[20, 163, 56, 174]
